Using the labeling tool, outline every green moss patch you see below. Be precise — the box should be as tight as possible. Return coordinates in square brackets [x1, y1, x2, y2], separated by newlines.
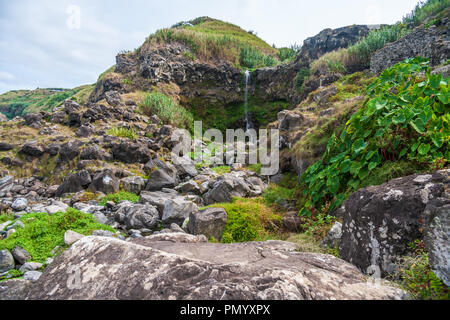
[0, 209, 115, 263]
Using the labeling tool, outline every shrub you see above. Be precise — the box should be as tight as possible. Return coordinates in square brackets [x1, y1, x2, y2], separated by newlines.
[300, 58, 449, 216]
[277, 47, 297, 62]
[208, 198, 281, 243]
[262, 184, 295, 207]
[106, 127, 138, 140]
[146, 18, 278, 69]
[0, 209, 115, 263]
[397, 240, 449, 300]
[140, 92, 193, 130]
[295, 67, 310, 90]
[211, 166, 231, 176]
[98, 191, 139, 206]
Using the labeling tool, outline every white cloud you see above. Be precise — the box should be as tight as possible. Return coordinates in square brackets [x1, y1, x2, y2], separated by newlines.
[366, 4, 382, 25]
[0, 71, 15, 81]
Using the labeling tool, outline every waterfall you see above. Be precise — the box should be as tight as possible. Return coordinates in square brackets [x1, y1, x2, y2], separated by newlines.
[244, 70, 251, 131]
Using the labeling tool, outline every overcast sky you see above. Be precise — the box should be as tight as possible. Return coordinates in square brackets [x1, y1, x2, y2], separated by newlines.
[0, 0, 421, 94]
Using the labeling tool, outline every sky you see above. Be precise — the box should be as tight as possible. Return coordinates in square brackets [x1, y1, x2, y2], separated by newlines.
[0, 0, 421, 94]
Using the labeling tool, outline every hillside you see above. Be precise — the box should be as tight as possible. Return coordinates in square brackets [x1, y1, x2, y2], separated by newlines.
[0, 0, 449, 301]
[0, 85, 94, 120]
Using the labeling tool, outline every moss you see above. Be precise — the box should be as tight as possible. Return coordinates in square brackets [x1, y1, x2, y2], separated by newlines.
[106, 127, 138, 140]
[98, 191, 139, 206]
[0, 208, 115, 263]
[211, 166, 231, 176]
[360, 160, 430, 189]
[0, 213, 14, 223]
[207, 197, 282, 243]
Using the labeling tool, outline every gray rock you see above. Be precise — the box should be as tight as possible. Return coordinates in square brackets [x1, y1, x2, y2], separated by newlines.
[187, 207, 227, 240]
[11, 198, 27, 211]
[339, 169, 448, 277]
[11, 246, 31, 265]
[6, 220, 24, 231]
[423, 196, 450, 286]
[45, 202, 69, 215]
[172, 155, 198, 178]
[26, 236, 406, 300]
[88, 169, 120, 195]
[64, 230, 84, 246]
[176, 180, 201, 195]
[139, 190, 180, 215]
[19, 262, 43, 273]
[0, 250, 14, 273]
[321, 222, 342, 248]
[55, 170, 92, 197]
[114, 202, 159, 230]
[92, 230, 115, 238]
[145, 160, 178, 191]
[0, 279, 33, 300]
[162, 198, 198, 225]
[120, 176, 146, 194]
[23, 271, 42, 282]
[20, 142, 44, 157]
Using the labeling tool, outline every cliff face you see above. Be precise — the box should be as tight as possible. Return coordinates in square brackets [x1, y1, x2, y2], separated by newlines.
[370, 17, 450, 74]
[90, 23, 375, 131]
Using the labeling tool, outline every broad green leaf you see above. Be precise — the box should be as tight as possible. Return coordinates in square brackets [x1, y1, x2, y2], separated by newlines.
[418, 143, 430, 156]
[352, 139, 368, 154]
[368, 162, 378, 171]
[350, 161, 362, 177]
[410, 118, 426, 133]
[429, 74, 442, 90]
[393, 113, 406, 125]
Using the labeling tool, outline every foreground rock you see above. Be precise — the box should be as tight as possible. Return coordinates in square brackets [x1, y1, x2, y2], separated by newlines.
[339, 169, 449, 278]
[26, 235, 406, 300]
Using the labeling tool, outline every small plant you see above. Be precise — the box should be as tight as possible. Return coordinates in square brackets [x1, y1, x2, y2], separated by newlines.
[122, 78, 132, 85]
[106, 127, 138, 140]
[397, 240, 449, 300]
[207, 197, 282, 243]
[262, 184, 295, 207]
[98, 191, 139, 206]
[183, 51, 196, 61]
[211, 165, 230, 176]
[295, 67, 310, 90]
[140, 92, 193, 130]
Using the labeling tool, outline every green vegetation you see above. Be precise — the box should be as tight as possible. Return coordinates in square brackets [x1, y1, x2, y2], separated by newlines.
[140, 91, 194, 130]
[310, 0, 449, 75]
[295, 67, 310, 91]
[97, 65, 116, 83]
[277, 47, 297, 63]
[106, 127, 138, 140]
[397, 240, 449, 300]
[207, 197, 282, 243]
[98, 191, 139, 206]
[263, 184, 295, 207]
[211, 165, 231, 175]
[0, 85, 93, 119]
[0, 213, 14, 223]
[0, 209, 115, 263]
[301, 58, 449, 216]
[144, 17, 279, 69]
[187, 96, 289, 132]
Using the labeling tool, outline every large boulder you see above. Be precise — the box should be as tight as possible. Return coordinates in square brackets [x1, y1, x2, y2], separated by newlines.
[26, 236, 406, 300]
[111, 141, 152, 164]
[0, 279, 33, 300]
[145, 160, 178, 191]
[339, 170, 449, 277]
[423, 195, 450, 286]
[139, 190, 181, 216]
[55, 170, 92, 197]
[187, 207, 228, 240]
[58, 140, 84, 163]
[20, 142, 44, 158]
[120, 176, 146, 195]
[162, 198, 198, 225]
[0, 250, 14, 273]
[88, 169, 120, 194]
[114, 202, 159, 230]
